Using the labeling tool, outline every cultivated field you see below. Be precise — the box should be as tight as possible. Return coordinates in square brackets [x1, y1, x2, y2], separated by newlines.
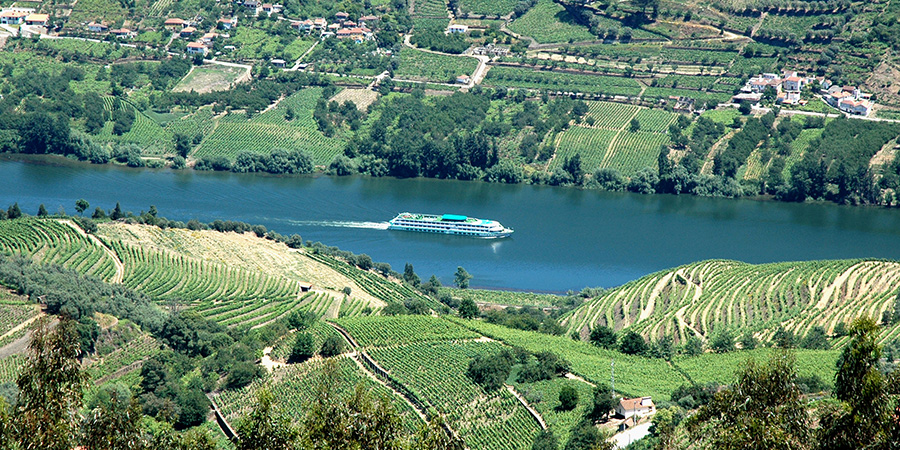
[329, 88, 380, 111]
[562, 259, 900, 345]
[173, 65, 250, 94]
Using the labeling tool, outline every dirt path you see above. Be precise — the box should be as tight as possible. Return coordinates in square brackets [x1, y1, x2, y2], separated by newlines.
[259, 346, 286, 373]
[817, 263, 861, 309]
[750, 12, 767, 37]
[324, 295, 343, 319]
[639, 272, 675, 322]
[700, 129, 737, 175]
[60, 220, 124, 283]
[565, 372, 596, 387]
[506, 384, 547, 430]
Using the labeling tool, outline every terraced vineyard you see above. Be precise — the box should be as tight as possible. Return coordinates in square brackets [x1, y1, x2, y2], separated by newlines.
[271, 320, 342, 361]
[84, 334, 159, 381]
[0, 354, 25, 384]
[484, 67, 643, 97]
[0, 218, 117, 282]
[303, 252, 434, 308]
[0, 303, 40, 337]
[552, 101, 675, 175]
[562, 259, 900, 345]
[368, 340, 540, 450]
[334, 315, 480, 347]
[94, 97, 172, 155]
[216, 356, 422, 433]
[194, 88, 346, 164]
[452, 318, 686, 400]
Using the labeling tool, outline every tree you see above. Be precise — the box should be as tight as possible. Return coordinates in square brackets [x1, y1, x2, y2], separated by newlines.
[651, 406, 683, 450]
[817, 317, 886, 450]
[738, 101, 752, 115]
[320, 334, 345, 357]
[454, 266, 473, 289]
[459, 298, 479, 319]
[682, 335, 704, 356]
[174, 133, 191, 158]
[585, 384, 616, 423]
[629, 118, 641, 132]
[773, 327, 796, 349]
[619, 331, 648, 355]
[75, 199, 90, 216]
[403, 263, 421, 287]
[236, 389, 300, 450]
[467, 352, 513, 391]
[82, 394, 145, 450]
[564, 421, 613, 450]
[710, 329, 735, 353]
[686, 351, 811, 450]
[532, 430, 558, 450]
[411, 413, 465, 450]
[290, 332, 315, 363]
[740, 332, 758, 350]
[800, 326, 830, 350]
[7, 203, 21, 219]
[562, 153, 584, 185]
[558, 385, 578, 411]
[37, 204, 48, 217]
[14, 318, 87, 450]
[110, 202, 124, 220]
[589, 326, 617, 349]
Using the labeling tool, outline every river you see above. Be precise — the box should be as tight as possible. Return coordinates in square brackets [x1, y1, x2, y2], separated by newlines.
[4, 155, 900, 292]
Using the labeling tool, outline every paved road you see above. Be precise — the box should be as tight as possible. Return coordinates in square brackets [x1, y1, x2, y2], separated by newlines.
[611, 422, 652, 449]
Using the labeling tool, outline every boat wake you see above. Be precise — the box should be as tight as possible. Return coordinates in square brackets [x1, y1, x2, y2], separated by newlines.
[285, 220, 390, 230]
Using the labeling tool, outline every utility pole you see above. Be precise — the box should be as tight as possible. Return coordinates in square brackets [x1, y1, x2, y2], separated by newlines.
[611, 359, 615, 398]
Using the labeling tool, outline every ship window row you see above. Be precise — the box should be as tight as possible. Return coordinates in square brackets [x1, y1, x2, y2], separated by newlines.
[397, 221, 489, 229]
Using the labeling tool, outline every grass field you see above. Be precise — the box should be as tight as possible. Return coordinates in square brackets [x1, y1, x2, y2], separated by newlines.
[508, 0, 595, 44]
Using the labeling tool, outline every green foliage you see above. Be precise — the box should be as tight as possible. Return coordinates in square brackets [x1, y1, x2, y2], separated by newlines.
[585, 384, 616, 423]
[459, 298, 479, 319]
[236, 389, 300, 450]
[618, 331, 647, 356]
[467, 351, 514, 391]
[14, 318, 87, 450]
[710, 329, 735, 353]
[687, 351, 811, 450]
[531, 430, 558, 450]
[320, 334, 345, 357]
[589, 326, 616, 349]
[557, 385, 578, 411]
[291, 332, 316, 363]
[454, 266, 473, 289]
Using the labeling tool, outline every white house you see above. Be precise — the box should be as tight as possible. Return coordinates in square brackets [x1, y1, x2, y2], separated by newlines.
[615, 397, 654, 419]
[783, 75, 804, 92]
[24, 13, 48, 26]
[110, 28, 135, 38]
[456, 74, 470, 84]
[447, 24, 468, 33]
[0, 10, 29, 25]
[186, 41, 208, 55]
[86, 21, 108, 32]
[217, 17, 237, 29]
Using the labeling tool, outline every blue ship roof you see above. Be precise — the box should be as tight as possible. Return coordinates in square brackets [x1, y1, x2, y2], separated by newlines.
[441, 214, 468, 221]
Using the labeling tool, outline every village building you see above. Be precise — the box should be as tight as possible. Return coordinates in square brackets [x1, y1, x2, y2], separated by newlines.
[261, 3, 282, 14]
[447, 24, 468, 33]
[0, 11, 29, 25]
[180, 26, 196, 37]
[86, 21, 108, 32]
[334, 11, 349, 22]
[783, 75, 804, 92]
[186, 41, 208, 56]
[24, 13, 48, 26]
[359, 15, 379, 26]
[456, 74, 470, 84]
[164, 18, 186, 29]
[201, 32, 218, 44]
[335, 26, 371, 42]
[615, 397, 655, 419]
[243, 0, 260, 10]
[217, 18, 237, 29]
[110, 28, 135, 38]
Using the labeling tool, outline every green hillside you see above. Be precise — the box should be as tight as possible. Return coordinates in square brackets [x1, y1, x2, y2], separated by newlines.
[563, 259, 900, 345]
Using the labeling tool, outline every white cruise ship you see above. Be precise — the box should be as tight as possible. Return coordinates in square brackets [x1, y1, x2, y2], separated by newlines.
[387, 213, 513, 238]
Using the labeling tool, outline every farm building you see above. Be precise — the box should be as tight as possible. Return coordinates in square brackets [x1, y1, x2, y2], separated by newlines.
[271, 59, 286, 67]
[615, 397, 654, 419]
[24, 13, 48, 26]
[456, 74, 470, 84]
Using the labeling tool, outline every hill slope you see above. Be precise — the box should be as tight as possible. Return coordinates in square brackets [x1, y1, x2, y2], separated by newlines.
[563, 259, 900, 345]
